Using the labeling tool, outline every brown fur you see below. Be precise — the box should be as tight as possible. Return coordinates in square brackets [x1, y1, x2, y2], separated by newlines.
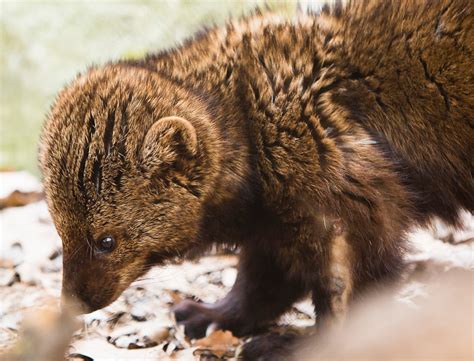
[39, 0, 473, 357]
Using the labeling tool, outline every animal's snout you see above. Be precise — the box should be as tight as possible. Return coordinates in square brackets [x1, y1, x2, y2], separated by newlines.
[60, 286, 91, 315]
[61, 268, 102, 314]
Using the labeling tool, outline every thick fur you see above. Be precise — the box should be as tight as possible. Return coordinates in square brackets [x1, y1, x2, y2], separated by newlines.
[39, 0, 473, 358]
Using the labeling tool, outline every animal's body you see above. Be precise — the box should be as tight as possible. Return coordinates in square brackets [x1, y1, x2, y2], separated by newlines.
[40, 0, 473, 358]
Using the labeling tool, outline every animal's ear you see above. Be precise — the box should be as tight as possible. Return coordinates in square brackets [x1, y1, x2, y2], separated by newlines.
[141, 116, 198, 174]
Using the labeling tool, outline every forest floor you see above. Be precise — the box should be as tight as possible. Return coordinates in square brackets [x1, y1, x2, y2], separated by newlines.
[0, 171, 472, 360]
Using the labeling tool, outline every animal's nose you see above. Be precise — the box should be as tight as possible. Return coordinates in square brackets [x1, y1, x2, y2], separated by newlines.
[60, 285, 92, 315]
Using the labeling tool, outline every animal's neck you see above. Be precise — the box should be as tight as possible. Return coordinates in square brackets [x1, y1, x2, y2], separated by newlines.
[185, 89, 256, 247]
[201, 93, 253, 206]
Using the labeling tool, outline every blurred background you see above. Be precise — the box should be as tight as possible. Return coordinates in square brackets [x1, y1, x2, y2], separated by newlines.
[0, 0, 313, 176]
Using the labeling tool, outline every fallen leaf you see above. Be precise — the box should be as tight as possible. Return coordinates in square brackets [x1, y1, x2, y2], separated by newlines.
[193, 330, 240, 358]
[70, 336, 164, 360]
[172, 323, 191, 349]
[163, 340, 178, 355]
[106, 322, 169, 350]
[67, 353, 93, 361]
[166, 290, 184, 305]
[0, 190, 44, 210]
[0, 327, 18, 353]
[141, 324, 170, 344]
[2, 242, 24, 266]
[130, 304, 149, 322]
[0, 269, 20, 287]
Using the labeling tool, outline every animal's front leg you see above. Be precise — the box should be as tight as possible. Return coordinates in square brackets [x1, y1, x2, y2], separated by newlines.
[173, 245, 306, 339]
[313, 221, 354, 330]
[239, 220, 355, 361]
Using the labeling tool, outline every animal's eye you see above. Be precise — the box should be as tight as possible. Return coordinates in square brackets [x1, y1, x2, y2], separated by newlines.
[96, 236, 116, 253]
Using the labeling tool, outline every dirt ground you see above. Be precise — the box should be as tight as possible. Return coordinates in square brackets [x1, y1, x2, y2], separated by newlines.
[0, 171, 472, 360]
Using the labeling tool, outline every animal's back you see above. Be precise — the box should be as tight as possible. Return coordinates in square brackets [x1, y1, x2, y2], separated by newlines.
[219, 2, 472, 224]
[318, 0, 474, 221]
[144, 0, 473, 224]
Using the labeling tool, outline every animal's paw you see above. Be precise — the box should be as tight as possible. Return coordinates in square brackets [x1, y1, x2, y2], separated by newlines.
[172, 299, 222, 339]
[240, 333, 299, 361]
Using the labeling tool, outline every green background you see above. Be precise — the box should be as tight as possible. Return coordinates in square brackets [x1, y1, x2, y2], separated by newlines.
[0, 0, 322, 175]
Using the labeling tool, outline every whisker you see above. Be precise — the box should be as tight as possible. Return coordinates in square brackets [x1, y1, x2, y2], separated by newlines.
[68, 243, 84, 260]
[84, 234, 94, 260]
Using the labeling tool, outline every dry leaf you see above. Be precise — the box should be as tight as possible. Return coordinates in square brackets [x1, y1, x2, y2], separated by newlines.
[106, 322, 170, 350]
[0, 190, 43, 210]
[67, 353, 93, 361]
[193, 330, 240, 358]
[166, 290, 184, 305]
[142, 324, 170, 344]
[0, 269, 20, 287]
